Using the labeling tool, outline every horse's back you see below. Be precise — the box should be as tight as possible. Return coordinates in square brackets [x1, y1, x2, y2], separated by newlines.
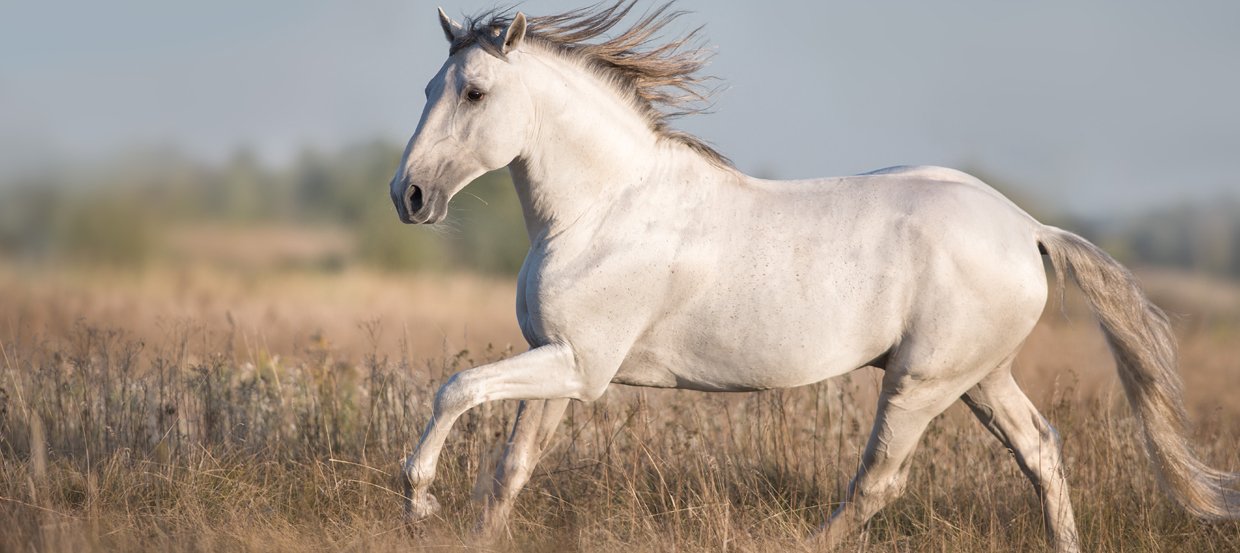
[610, 166, 1050, 390]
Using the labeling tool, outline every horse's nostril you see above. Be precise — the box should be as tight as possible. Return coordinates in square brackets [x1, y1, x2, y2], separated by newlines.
[405, 185, 425, 215]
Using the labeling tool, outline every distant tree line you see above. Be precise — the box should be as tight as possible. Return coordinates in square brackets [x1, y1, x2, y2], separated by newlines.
[0, 141, 528, 273]
[1, 142, 1236, 278]
[1091, 200, 1240, 279]
[960, 166, 1240, 280]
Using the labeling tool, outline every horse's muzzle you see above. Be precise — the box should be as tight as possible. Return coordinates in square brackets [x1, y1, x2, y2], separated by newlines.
[404, 185, 425, 220]
[393, 182, 440, 224]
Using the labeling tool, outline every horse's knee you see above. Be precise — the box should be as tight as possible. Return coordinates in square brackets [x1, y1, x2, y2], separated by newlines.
[862, 475, 908, 504]
[495, 451, 535, 499]
[849, 469, 911, 519]
[433, 372, 482, 418]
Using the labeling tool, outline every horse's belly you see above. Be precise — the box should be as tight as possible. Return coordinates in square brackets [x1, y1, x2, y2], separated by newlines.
[612, 309, 894, 392]
[607, 240, 910, 391]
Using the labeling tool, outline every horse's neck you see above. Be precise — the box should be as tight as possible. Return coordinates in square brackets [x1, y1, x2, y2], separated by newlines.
[509, 51, 734, 241]
[512, 147, 729, 236]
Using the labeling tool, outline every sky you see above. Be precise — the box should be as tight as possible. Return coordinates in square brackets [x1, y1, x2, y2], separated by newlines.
[2, 0, 1238, 216]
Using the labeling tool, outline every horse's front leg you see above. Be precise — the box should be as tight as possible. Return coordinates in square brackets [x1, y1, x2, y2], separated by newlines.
[476, 398, 570, 537]
[402, 344, 585, 525]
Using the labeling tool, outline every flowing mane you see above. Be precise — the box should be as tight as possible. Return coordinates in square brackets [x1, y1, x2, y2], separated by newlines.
[451, 0, 731, 167]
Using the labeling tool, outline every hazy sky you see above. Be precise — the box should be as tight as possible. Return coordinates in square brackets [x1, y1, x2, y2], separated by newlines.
[3, 1, 1238, 215]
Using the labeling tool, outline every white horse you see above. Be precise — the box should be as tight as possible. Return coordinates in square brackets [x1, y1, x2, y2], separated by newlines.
[388, 2, 1238, 550]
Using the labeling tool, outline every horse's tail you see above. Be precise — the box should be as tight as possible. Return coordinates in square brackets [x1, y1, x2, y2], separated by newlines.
[1038, 226, 1239, 519]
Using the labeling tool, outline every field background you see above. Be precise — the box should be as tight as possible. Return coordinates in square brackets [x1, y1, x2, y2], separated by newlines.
[4, 1, 1240, 547]
[2, 147, 1240, 551]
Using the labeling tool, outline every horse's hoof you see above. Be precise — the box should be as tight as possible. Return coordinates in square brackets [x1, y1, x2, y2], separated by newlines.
[469, 522, 504, 547]
[405, 492, 441, 525]
[471, 512, 506, 543]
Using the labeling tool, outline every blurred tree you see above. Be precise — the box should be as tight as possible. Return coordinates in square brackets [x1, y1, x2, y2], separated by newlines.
[1105, 198, 1240, 279]
[54, 198, 154, 266]
[0, 181, 58, 258]
[1, 144, 1233, 279]
[442, 170, 529, 274]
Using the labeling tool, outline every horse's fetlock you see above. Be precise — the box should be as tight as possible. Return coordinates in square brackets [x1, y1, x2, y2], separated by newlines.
[404, 459, 435, 489]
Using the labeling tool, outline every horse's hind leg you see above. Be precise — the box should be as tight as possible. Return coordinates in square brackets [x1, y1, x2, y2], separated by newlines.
[476, 398, 570, 538]
[815, 368, 967, 548]
[962, 371, 1081, 553]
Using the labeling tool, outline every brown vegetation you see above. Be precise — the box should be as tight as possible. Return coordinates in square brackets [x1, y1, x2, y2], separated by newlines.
[2, 265, 1238, 552]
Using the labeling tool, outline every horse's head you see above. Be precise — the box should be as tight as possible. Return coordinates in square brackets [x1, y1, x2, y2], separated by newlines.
[390, 9, 533, 224]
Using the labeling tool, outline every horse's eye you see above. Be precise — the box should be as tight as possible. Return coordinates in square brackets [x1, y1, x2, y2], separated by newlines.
[466, 89, 485, 102]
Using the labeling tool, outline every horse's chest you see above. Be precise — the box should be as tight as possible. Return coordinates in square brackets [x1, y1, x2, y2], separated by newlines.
[516, 243, 663, 345]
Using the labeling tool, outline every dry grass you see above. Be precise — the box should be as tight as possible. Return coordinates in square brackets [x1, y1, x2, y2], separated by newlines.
[1, 264, 1239, 552]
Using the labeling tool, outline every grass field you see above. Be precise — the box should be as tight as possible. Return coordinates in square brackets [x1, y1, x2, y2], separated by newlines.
[2, 264, 1239, 552]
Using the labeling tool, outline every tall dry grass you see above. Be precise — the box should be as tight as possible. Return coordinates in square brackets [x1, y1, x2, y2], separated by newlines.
[1, 265, 1239, 552]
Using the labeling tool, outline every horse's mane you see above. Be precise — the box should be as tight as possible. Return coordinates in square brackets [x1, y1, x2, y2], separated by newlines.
[452, 1, 731, 167]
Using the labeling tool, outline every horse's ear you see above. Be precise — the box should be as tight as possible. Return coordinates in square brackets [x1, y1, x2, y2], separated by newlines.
[501, 12, 527, 54]
[438, 7, 463, 44]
